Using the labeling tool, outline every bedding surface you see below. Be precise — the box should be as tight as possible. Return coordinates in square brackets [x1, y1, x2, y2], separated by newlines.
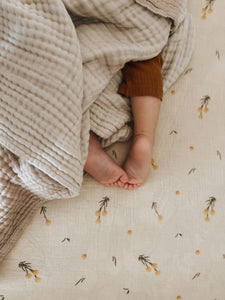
[0, 0, 194, 263]
[0, 0, 225, 299]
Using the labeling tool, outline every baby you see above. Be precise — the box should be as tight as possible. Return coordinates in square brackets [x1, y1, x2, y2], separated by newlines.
[84, 53, 163, 190]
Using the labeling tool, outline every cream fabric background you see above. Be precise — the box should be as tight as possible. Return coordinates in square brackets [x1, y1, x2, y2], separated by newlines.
[0, 0, 225, 299]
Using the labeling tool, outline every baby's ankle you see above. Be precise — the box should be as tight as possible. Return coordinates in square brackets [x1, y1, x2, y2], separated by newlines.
[133, 132, 155, 146]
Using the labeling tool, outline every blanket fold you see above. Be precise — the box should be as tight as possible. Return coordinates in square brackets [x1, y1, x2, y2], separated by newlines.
[0, 0, 195, 263]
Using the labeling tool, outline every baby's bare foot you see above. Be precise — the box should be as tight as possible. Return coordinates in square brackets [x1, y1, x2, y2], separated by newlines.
[84, 131, 128, 186]
[118, 134, 153, 189]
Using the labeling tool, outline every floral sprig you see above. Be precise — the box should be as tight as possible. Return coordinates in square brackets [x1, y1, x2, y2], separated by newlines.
[123, 288, 130, 294]
[40, 206, 51, 225]
[18, 261, 41, 282]
[61, 237, 70, 243]
[217, 150, 222, 160]
[151, 158, 158, 170]
[138, 255, 160, 275]
[74, 277, 85, 286]
[169, 130, 178, 135]
[201, 0, 216, 19]
[203, 196, 216, 222]
[192, 272, 200, 280]
[95, 196, 110, 223]
[152, 202, 163, 220]
[198, 95, 210, 119]
[112, 256, 117, 266]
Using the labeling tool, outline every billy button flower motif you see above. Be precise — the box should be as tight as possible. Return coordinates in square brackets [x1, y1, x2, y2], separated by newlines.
[198, 95, 210, 119]
[138, 255, 160, 275]
[18, 261, 41, 282]
[151, 158, 158, 170]
[40, 206, 51, 225]
[203, 196, 216, 222]
[152, 202, 163, 220]
[95, 196, 110, 223]
[201, 0, 216, 19]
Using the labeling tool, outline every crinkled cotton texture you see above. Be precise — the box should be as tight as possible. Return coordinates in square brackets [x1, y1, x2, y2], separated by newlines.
[0, 0, 195, 263]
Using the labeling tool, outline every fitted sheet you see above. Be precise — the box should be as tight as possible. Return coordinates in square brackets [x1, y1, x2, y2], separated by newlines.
[0, 0, 225, 299]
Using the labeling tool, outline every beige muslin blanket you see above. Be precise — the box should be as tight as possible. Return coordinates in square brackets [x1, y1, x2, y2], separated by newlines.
[0, 0, 195, 263]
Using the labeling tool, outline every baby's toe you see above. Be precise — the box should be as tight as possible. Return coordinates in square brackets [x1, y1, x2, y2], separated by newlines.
[117, 179, 124, 187]
[124, 183, 129, 189]
[119, 173, 129, 183]
[128, 184, 135, 190]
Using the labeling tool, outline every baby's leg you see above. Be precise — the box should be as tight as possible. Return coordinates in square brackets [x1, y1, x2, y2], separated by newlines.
[118, 96, 161, 189]
[84, 131, 128, 186]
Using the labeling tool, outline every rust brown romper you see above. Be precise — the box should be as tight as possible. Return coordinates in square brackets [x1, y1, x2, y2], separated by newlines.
[117, 53, 163, 101]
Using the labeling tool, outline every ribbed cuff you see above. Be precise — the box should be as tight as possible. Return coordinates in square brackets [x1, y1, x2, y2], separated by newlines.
[117, 80, 163, 101]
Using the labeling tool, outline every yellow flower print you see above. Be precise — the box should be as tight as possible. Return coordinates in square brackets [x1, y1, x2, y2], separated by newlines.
[152, 202, 163, 221]
[35, 277, 41, 283]
[102, 210, 108, 216]
[151, 158, 158, 170]
[95, 210, 101, 216]
[198, 95, 211, 119]
[203, 196, 216, 222]
[95, 217, 101, 223]
[18, 261, 41, 283]
[138, 255, 160, 275]
[201, 0, 216, 19]
[95, 196, 110, 224]
[40, 206, 51, 225]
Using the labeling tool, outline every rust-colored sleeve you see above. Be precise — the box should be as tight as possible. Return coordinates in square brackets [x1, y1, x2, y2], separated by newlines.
[117, 53, 164, 101]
